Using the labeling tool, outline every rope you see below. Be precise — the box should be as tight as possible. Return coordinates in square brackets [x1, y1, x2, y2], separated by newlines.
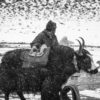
[60, 84, 81, 100]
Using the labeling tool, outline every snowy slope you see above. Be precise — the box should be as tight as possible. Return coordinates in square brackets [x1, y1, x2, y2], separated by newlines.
[0, 1, 100, 46]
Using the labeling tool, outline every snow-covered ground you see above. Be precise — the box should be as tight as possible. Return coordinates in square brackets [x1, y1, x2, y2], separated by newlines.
[0, 89, 99, 100]
[0, 18, 100, 46]
[80, 89, 100, 98]
[0, 1, 100, 46]
[0, 93, 41, 100]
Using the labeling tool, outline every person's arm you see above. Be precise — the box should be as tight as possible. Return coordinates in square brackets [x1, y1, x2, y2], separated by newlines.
[30, 33, 44, 48]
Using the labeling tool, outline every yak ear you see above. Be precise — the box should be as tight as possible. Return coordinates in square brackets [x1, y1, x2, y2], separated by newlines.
[76, 39, 83, 56]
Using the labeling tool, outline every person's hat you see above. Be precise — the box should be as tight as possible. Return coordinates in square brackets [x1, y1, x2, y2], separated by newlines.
[46, 20, 56, 31]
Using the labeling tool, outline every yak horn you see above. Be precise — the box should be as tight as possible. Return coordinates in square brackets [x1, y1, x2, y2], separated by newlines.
[79, 37, 85, 48]
[76, 39, 82, 55]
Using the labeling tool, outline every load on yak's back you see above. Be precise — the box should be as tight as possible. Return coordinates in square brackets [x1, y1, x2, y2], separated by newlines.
[21, 44, 50, 68]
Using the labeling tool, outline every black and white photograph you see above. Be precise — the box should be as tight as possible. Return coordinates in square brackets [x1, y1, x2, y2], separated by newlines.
[0, 0, 100, 100]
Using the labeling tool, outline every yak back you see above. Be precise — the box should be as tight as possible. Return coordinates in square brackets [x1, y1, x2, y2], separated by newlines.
[1, 45, 75, 72]
[50, 45, 75, 63]
[1, 49, 30, 70]
[46, 45, 75, 74]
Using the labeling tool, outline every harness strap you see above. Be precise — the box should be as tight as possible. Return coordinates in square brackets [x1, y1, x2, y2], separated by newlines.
[73, 55, 79, 72]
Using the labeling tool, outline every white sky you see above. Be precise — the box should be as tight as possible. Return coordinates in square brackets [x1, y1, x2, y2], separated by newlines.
[0, 15, 100, 46]
[57, 20, 100, 46]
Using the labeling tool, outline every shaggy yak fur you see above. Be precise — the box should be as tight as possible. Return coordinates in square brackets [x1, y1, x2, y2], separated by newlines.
[0, 45, 98, 100]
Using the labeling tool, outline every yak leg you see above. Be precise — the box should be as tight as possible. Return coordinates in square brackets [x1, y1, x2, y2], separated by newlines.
[5, 92, 10, 100]
[60, 91, 71, 100]
[17, 91, 26, 100]
[63, 94, 71, 100]
[41, 77, 61, 100]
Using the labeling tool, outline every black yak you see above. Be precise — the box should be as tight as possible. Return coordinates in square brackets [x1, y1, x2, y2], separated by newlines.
[0, 38, 99, 100]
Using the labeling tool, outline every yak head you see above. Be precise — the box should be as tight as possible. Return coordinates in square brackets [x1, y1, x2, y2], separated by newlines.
[74, 37, 99, 74]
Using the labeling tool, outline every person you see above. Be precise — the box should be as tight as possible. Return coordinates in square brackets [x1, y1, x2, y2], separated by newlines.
[29, 20, 59, 56]
[28, 20, 59, 65]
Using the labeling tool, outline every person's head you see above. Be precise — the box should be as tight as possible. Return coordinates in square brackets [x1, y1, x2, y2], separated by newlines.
[46, 20, 56, 34]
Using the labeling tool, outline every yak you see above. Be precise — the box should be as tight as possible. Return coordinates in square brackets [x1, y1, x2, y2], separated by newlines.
[0, 37, 99, 100]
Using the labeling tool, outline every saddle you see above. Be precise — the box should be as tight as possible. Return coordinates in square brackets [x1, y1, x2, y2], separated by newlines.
[21, 45, 50, 68]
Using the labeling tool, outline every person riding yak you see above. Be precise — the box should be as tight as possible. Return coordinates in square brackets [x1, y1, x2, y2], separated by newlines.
[29, 20, 59, 57]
